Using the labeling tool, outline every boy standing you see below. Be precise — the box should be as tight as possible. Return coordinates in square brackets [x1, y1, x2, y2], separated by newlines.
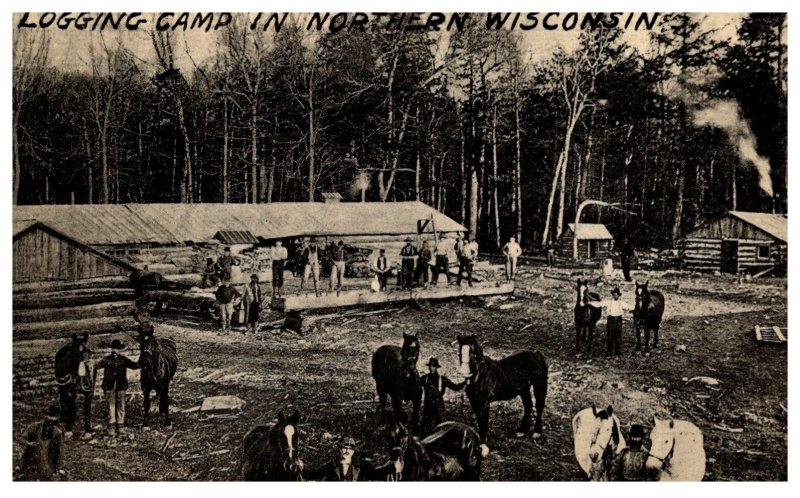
[419, 357, 465, 435]
[93, 340, 140, 436]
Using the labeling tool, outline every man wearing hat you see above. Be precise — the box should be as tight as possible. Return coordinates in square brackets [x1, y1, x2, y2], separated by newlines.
[587, 286, 633, 357]
[457, 236, 479, 287]
[314, 437, 403, 481]
[416, 240, 434, 289]
[242, 274, 264, 334]
[373, 248, 390, 292]
[215, 278, 241, 334]
[93, 339, 141, 436]
[420, 357, 465, 435]
[610, 424, 649, 480]
[399, 238, 418, 290]
[271, 240, 288, 297]
[215, 246, 235, 282]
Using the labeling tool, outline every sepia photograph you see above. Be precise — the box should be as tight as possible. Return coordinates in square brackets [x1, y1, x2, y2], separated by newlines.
[8, 9, 788, 483]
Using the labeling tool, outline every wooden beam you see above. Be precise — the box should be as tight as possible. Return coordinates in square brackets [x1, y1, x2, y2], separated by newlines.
[755, 325, 762, 342]
[773, 326, 787, 343]
[274, 282, 514, 312]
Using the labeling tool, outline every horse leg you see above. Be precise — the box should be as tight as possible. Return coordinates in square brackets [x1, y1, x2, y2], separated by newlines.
[142, 388, 151, 427]
[652, 323, 660, 349]
[532, 374, 547, 437]
[587, 323, 594, 354]
[82, 392, 93, 432]
[411, 392, 421, 435]
[516, 389, 533, 436]
[644, 327, 651, 353]
[634, 324, 642, 352]
[391, 393, 404, 426]
[575, 321, 582, 351]
[377, 387, 389, 423]
[58, 385, 76, 432]
[470, 397, 490, 442]
[160, 383, 171, 427]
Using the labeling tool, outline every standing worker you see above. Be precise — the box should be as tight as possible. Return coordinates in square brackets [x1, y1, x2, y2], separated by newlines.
[587, 286, 633, 357]
[242, 274, 264, 334]
[215, 247, 234, 282]
[201, 257, 218, 288]
[502, 237, 522, 281]
[302, 238, 321, 297]
[330, 240, 347, 293]
[215, 279, 241, 335]
[399, 238, 418, 290]
[617, 235, 634, 282]
[457, 237, 479, 287]
[92, 339, 140, 437]
[416, 240, 433, 289]
[419, 357, 465, 435]
[271, 240, 288, 297]
[546, 241, 555, 267]
[374, 249, 390, 291]
[433, 236, 452, 286]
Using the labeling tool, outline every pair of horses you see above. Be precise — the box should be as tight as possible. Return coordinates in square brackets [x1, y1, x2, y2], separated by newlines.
[53, 324, 178, 431]
[572, 404, 706, 481]
[240, 409, 483, 481]
[574, 279, 665, 353]
[371, 332, 548, 444]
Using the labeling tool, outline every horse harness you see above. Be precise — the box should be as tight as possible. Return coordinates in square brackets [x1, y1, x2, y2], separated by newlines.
[645, 435, 676, 472]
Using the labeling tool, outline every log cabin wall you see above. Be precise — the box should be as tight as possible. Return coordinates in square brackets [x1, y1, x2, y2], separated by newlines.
[13, 226, 132, 283]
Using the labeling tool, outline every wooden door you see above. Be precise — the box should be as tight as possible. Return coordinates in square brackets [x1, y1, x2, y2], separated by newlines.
[721, 239, 739, 274]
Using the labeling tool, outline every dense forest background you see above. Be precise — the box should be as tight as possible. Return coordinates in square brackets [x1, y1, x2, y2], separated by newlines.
[12, 13, 787, 251]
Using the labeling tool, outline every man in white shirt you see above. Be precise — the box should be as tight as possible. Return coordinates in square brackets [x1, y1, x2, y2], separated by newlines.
[587, 287, 633, 357]
[271, 241, 288, 297]
[502, 237, 522, 281]
[433, 237, 453, 286]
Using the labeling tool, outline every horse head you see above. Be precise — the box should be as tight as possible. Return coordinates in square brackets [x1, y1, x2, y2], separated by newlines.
[646, 417, 676, 473]
[456, 334, 483, 379]
[634, 280, 651, 307]
[71, 332, 89, 352]
[401, 332, 420, 363]
[576, 279, 590, 306]
[587, 404, 620, 480]
[274, 409, 303, 479]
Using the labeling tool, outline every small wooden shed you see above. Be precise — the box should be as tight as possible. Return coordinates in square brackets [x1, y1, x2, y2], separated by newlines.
[13, 220, 137, 283]
[559, 223, 614, 260]
[682, 211, 787, 274]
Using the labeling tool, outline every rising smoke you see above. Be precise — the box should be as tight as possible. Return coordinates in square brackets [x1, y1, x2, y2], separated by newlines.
[349, 170, 371, 197]
[692, 99, 773, 197]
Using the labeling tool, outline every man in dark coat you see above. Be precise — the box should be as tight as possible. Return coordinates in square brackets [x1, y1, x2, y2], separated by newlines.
[399, 238, 418, 290]
[419, 357, 465, 435]
[19, 405, 64, 481]
[93, 339, 140, 436]
[610, 424, 649, 480]
[54, 333, 94, 435]
[313, 437, 403, 481]
[215, 247, 235, 282]
[416, 240, 433, 288]
[215, 279, 241, 334]
[617, 235, 634, 282]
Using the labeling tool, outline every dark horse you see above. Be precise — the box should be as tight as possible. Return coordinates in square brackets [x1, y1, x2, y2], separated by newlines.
[387, 421, 485, 481]
[137, 324, 178, 427]
[241, 409, 304, 481]
[371, 332, 423, 432]
[634, 280, 665, 353]
[574, 279, 602, 353]
[457, 334, 548, 442]
[54, 333, 94, 433]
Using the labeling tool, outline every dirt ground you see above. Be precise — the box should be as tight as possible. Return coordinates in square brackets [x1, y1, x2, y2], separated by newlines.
[12, 265, 787, 481]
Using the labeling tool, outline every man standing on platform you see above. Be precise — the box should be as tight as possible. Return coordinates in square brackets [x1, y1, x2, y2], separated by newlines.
[458, 237, 478, 287]
[416, 240, 433, 289]
[330, 240, 347, 293]
[271, 240, 288, 297]
[399, 238, 418, 290]
[433, 237, 452, 287]
[374, 249, 390, 291]
[302, 237, 321, 297]
[215, 246, 234, 282]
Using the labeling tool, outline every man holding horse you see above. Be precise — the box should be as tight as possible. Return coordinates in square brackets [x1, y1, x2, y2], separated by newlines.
[93, 339, 141, 437]
[420, 357, 465, 436]
[54, 333, 95, 436]
[587, 286, 633, 357]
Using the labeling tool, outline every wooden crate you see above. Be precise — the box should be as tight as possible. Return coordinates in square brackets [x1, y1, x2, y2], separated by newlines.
[755, 325, 787, 344]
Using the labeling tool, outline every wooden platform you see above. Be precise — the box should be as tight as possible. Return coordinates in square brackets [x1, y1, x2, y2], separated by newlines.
[755, 325, 788, 344]
[272, 282, 514, 312]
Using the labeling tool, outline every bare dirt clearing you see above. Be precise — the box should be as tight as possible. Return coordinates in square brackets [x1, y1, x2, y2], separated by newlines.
[13, 268, 787, 481]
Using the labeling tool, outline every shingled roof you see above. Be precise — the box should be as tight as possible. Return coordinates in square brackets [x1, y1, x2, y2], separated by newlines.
[13, 202, 466, 245]
[729, 211, 787, 243]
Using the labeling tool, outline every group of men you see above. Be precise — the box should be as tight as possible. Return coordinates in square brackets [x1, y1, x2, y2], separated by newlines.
[373, 234, 480, 291]
[294, 238, 348, 297]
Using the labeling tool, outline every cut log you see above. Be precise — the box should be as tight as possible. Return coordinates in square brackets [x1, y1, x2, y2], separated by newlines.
[13, 288, 135, 310]
[13, 276, 132, 295]
[13, 316, 137, 342]
[14, 301, 134, 324]
[274, 282, 514, 312]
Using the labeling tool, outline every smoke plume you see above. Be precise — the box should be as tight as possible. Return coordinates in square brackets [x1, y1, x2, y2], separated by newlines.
[692, 99, 773, 196]
[349, 170, 371, 197]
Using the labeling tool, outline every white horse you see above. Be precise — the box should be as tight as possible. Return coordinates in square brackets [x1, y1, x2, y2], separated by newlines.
[646, 417, 706, 481]
[572, 405, 627, 480]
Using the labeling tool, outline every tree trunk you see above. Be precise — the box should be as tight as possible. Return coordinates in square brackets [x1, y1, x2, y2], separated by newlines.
[222, 94, 229, 203]
[514, 83, 522, 243]
[251, 100, 259, 204]
[83, 125, 93, 204]
[459, 117, 466, 223]
[12, 119, 21, 205]
[308, 92, 316, 202]
[541, 153, 563, 246]
[492, 103, 500, 248]
[100, 124, 109, 204]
